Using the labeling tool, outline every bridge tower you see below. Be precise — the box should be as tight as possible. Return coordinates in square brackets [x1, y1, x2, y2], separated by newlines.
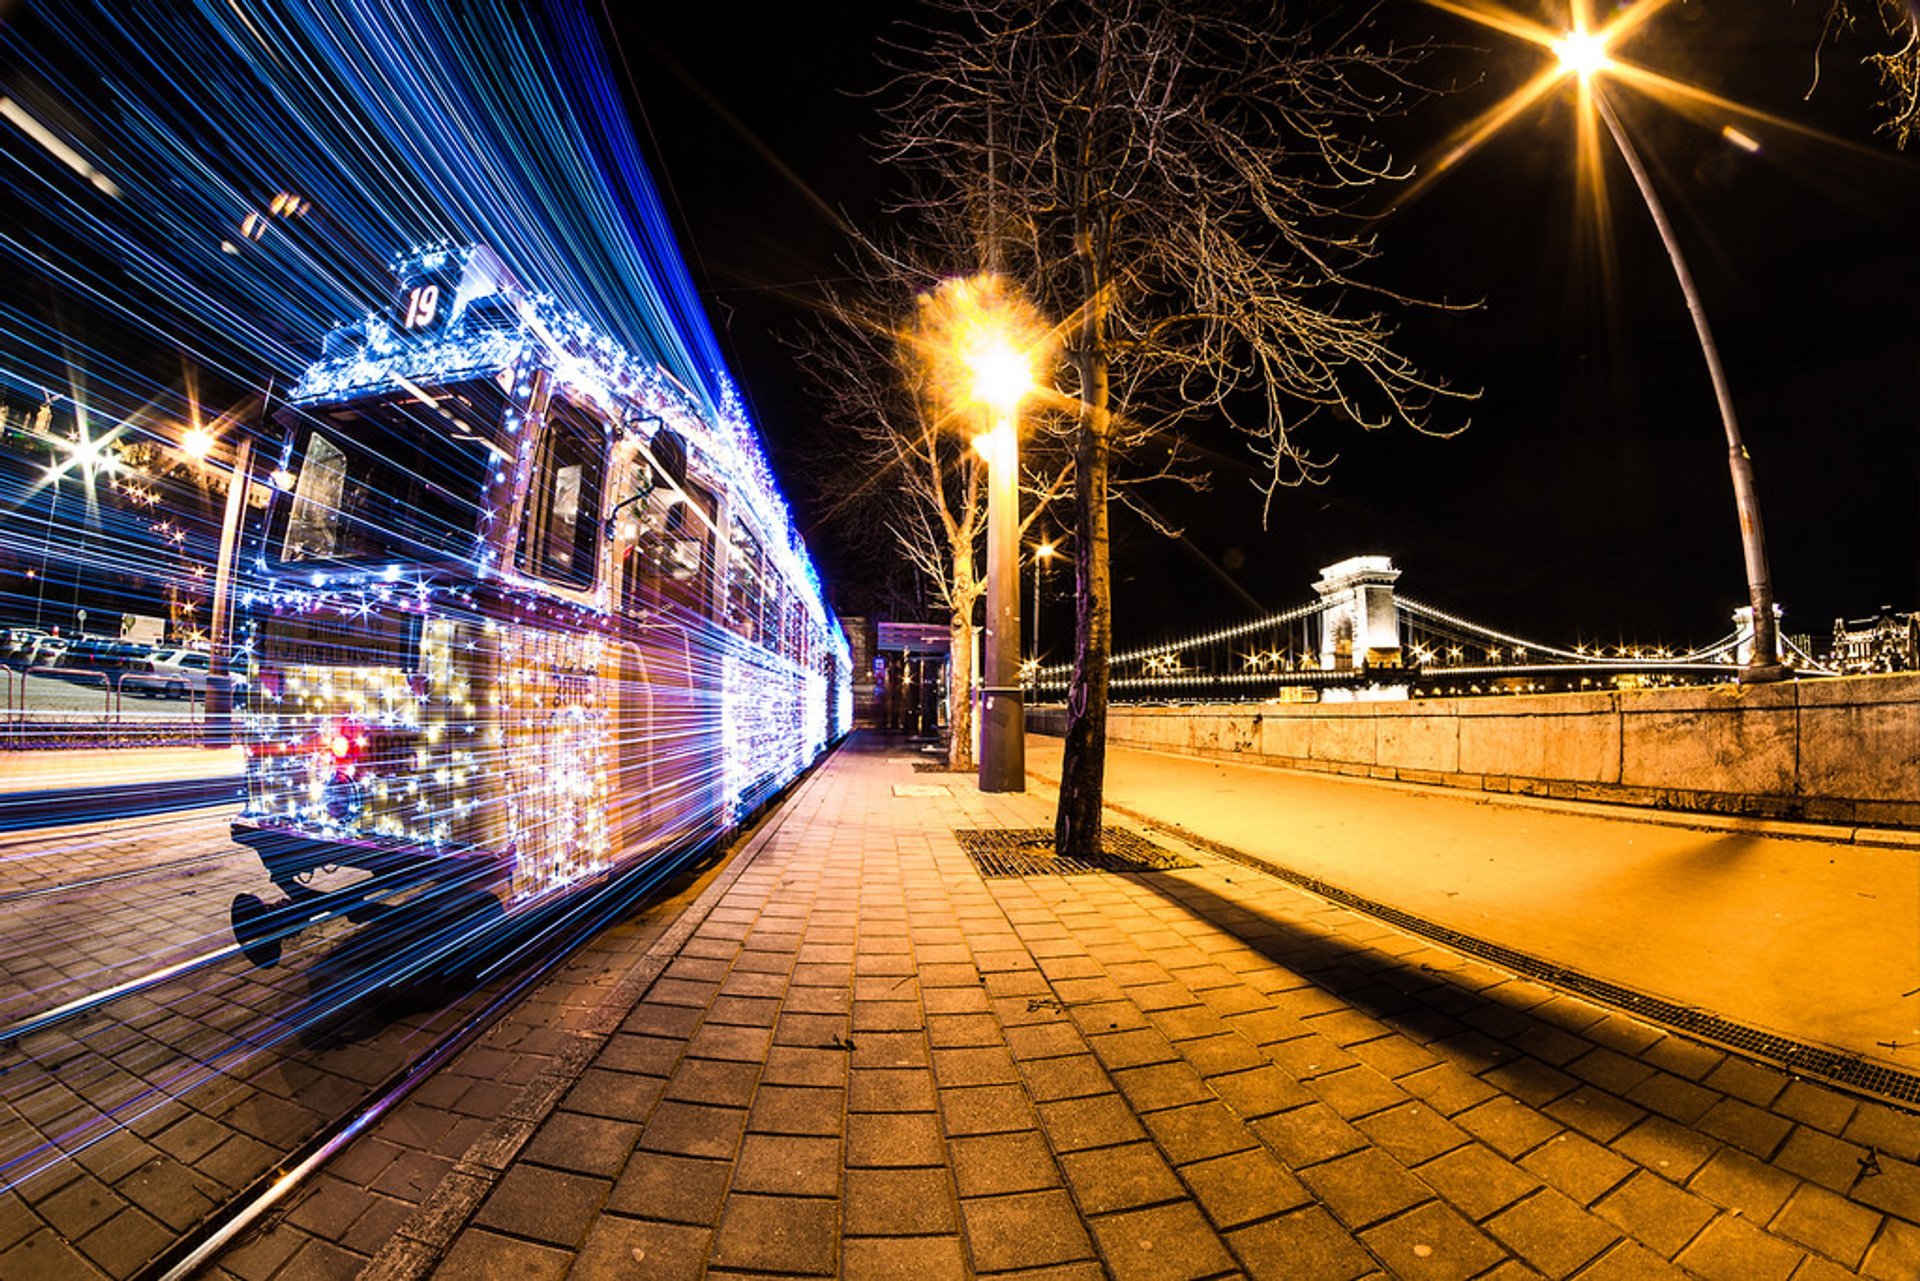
[1314, 555, 1402, 671]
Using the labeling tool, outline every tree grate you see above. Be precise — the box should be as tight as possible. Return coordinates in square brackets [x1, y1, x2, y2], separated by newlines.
[914, 761, 962, 774]
[1187, 839, 1920, 1107]
[955, 827, 1197, 878]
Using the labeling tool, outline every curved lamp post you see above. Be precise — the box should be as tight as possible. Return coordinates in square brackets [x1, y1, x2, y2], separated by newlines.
[1555, 29, 1786, 682]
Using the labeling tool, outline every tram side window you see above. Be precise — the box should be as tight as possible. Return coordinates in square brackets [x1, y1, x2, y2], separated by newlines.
[623, 477, 715, 619]
[521, 410, 605, 589]
[727, 524, 765, 644]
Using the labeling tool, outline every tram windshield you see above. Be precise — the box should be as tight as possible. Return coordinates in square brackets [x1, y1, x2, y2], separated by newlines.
[275, 384, 507, 566]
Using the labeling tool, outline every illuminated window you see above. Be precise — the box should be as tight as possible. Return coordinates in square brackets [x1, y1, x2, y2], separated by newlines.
[727, 522, 765, 643]
[277, 394, 493, 565]
[619, 436, 714, 620]
[521, 407, 605, 589]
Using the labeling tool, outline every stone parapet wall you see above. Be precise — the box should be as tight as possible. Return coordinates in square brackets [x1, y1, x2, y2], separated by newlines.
[1028, 672, 1920, 829]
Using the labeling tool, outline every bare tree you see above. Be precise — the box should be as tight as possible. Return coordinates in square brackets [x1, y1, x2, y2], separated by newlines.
[1819, 0, 1920, 146]
[880, 0, 1458, 856]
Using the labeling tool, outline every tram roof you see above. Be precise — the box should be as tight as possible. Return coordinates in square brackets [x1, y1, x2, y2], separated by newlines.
[285, 245, 841, 647]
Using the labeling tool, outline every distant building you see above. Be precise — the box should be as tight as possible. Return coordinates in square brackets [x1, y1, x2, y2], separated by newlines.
[1831, 609, 1919, 673]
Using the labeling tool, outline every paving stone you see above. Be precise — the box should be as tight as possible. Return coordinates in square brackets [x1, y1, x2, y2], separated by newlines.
[748, 1084, 846, 1137]
[1575, 1238, 1690, 1280]
[731, 1133, 842, 1197]
[1141, 1100, 1259, 1165]
[1485, 1187, 1621, 1277]
[1852, 1153, 1920, 1226]
[1354, 1101, 1470, 1166]
[1417, 1142, 1543, 1222]
[1226, 1206, 1379, 1281]
[1688, 1147, 1800, 1222]
[1520, 1130, 1636, 1206]
[1772, 1081, 1857, 1137]
[1862, 1214, 1920, 1280]
[570, 1216, 710, 1281]
[437, 1228, 571, 1280]
[844, 1167, 960, 1235]
[1358, 1198, 1508, 1281]
[1639, 1036, 1726, 1083]
[521, 1110, 643, 1178]
[1697, 1096, 1794, 1160]
[563, 1068, 667, 1123]
[1032, 1090, 1143, 1152]
[710, 1193, 838, 1274]
[1111, 1061, 1214, 1113]
[1775, 1123, 1873, 1195]
[1612, 1114, 1720, 1183]
[75, 1206, 173, 1277]
[1179, 1147, 1310, 1228]
[846, 1111, 946, 1167]
[1701, 1056, 1789, 1109]
[950, 1130, 1060, 1198]
[1771, 1181, 1881, 1269]
[848, 1068, 937, 1112]
[960, 1188, 1094, 1271]
[1090, 1200, 1237, 1281]
[1456, 1096, 1562, 1159]
[662, 1057, 761, 1107]
[1019, 1053, 1112, 1103]
[1593, 1169, 1717, 1257]
[941, 1083, 1038, 1137]
[1627, 1069, 1722, 1126]
[841, 1234, 969, 1281]
[472, 1163, 609, 1248]
[1398, 1061, 1500, 1117]
[1059, 1142, 1186, 1215]
[1299, 1145, 1435, 1230]
[1251, 1100, 1368, 1168]
[1845, 1103, 1920, 1162]
[637, 1101, 746, 1160]
[1674, 1213, 1805, 1281]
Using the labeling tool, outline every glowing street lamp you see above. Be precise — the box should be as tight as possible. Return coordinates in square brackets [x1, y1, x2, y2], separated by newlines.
[172, 422, 256, 741]
[1420, 1, 1787, 682]
[910, 273, 1049, 790]
[1032, 539, 1057, 669]
[966, 320, 1036, 793]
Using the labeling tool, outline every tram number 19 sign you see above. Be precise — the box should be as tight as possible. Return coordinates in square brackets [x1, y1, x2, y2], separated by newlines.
[402, 284, 440, 331]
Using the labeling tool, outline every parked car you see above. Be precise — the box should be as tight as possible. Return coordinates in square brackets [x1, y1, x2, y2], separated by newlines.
[122, 647, 217, 699]
[21, 636, 70, 671]
[3, 629, 49, 669]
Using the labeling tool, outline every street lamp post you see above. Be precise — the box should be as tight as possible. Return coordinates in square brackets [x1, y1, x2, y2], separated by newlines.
[970, 338, 1036, 793]
[917, 273, 1047, 791]
[1031, 540, 1055, 666]
[976, 410, 1025, 792]
[1584, 83, 1784, 682]
[1531, 26, 1786, 683]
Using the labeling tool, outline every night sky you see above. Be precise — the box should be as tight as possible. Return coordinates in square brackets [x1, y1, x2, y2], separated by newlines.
[622, 2, 1919, 657]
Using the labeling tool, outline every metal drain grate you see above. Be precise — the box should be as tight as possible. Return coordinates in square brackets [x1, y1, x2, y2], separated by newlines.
[955, 827, 1197, 878]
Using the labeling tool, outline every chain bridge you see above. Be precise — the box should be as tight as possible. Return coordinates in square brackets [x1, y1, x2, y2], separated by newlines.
[1031, 555, 1836, 702]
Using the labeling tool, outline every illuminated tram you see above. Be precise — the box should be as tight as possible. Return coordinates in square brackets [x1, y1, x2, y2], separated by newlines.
[229, 245, 851, 965]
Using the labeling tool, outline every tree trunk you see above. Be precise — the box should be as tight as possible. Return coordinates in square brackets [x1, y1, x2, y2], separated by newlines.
[1054, 345, 1111, 858]
[947, 611, 975, 772]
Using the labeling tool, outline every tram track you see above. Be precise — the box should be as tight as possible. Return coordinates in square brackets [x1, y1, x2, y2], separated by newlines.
[145, 832, 735, 1281]
[0, 846, 238, 908]
[0, 940, 246, 1046]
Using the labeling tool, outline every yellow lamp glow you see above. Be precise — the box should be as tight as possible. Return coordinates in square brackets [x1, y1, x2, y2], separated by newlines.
[968, 339, 1033, 416]
[181, 425, 217, 460]
[1553, 29, 1609, 80]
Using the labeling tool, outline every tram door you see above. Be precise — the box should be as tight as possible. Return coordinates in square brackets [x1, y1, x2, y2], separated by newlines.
[614, 433, 721, 859]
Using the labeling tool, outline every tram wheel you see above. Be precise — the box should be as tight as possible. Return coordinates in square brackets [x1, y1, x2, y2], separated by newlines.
[231, 893, 286, 969]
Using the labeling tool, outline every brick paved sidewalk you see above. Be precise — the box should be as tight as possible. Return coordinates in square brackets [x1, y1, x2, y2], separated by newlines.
[253, 732, 1920, 1278]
